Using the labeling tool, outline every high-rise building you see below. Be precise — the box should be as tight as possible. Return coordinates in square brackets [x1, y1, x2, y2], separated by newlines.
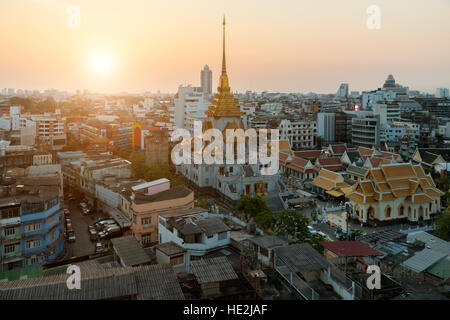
[351, 114, 380, 148]
[335, 83, 349, 98]
[435, 88, 449, 98]
[201, 65, 212, 95]
[317, 113, 335, 143]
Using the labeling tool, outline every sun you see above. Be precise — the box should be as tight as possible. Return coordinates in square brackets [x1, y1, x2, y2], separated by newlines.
[91, 53, 112, 74]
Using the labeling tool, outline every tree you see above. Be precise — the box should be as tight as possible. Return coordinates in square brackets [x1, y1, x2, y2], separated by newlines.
[437, 175, 450, 193]
[236, 194, 271, 223]
[129, 152, 147, 179]
[273, 209, 310, 241]
[254, 209, 275, 231]
[436, 209, 450, 241]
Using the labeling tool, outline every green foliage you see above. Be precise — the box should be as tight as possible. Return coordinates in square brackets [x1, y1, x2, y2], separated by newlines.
[254, 209, 275, 231]
[435, 209, 450, 241]
[272, 209, 309, 241]
[236, 194, 271, 223]
[437, 175, 450, 193]
[117, 150, 181, 185]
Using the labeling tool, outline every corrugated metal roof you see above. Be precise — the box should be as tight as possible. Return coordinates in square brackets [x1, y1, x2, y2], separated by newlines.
[402, 248, 447, 273]
[407, 231, 450, 255]
[249, 235, 289, 249]
[190, 257, 238, 284]
[111, 236, 151, 267]
[274, 243, 330, 272]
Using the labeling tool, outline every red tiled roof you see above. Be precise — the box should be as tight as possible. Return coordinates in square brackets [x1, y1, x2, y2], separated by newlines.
[286, 156, 309, 172]
[358, 146, 375, 157]
[294, 150, 324, 159]
[318, 157, 342, 165]
[279, 152, 289, 166]
[320, 241, 383, 257]
[331, 145, 347, 154]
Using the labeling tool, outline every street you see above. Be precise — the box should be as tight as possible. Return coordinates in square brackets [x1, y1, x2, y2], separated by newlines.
[64, 200, 99, 257]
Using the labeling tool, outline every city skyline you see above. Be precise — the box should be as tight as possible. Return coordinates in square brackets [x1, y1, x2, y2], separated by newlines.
[0, 0, 449, 94]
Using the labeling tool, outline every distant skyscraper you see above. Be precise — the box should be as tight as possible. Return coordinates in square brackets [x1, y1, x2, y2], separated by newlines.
[201, 65, 212, 95]
[435, 88, 449, 98]
[336, 83, 349, 98]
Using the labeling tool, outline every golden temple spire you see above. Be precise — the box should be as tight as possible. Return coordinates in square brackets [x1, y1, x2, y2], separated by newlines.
[222, 15, 227, 76]
[205, 16, 243, 119]
[219, 15, 230, 91]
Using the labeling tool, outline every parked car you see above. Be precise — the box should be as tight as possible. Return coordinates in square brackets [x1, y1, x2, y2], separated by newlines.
[63, 208, 70, 216]
[65, 218, 72, 225]
[67, 231, 76, 242]
[96, 219, 116, 230]
[95, 242, 104, 253]
[98, 231, 106, 239]
[66, 223, 73, 231]
[307, 225, 317, 235]
[94, 217, 108, 225]
[89, 230, 98, 241]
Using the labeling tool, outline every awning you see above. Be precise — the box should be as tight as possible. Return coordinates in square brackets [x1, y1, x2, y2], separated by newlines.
[326, 190, 344, 197]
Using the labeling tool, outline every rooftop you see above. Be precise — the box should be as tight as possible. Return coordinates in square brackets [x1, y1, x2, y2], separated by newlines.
[155, 242, 187, 256]
[249, 235, 289, 249]
[274, 243, 330, 272]
[190, 256, 238, 284]
[320, 241, 383, 257]
[111, 236, 151, 267]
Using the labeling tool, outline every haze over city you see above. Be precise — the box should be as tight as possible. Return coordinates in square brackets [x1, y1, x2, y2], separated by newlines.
[0, 0, 449, 94]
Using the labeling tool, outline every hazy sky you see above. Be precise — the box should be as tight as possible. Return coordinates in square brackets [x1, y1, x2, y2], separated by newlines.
[0, 0, 449, 94]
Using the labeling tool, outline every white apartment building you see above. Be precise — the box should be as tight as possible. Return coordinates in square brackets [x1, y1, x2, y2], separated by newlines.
[372, 101, 401, 126]
[174, 85, 209, 129]
[279, 119, 317, 150]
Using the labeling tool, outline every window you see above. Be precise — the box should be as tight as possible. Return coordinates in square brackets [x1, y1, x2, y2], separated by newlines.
[142, 217, 151, 226]
[385, 206, 391, 218]
[26, 239, 41, 249]
[4, 244, 16, 254]
[4, 227, 16, 236]
[27, 255, 40, 265]
[25, 222, 41, 232]
[141, 233, 152, 245]
[399, 206, 404, 216]
[218, 232, 227, 241]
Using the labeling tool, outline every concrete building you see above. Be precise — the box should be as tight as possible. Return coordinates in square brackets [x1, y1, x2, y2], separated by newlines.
[144, 127, 169, 166]
[201, 65, 212, 95]
[317, 113, 335, 144]
[435, 88, 449, 98]
[174, 85, 209, 129]
[335, 83, 349, 98]
[158, 208, 230, 267]
[0, 177, 64, 272]
[279, 119, 317, 150]
[351, 114, 380, 148]
[119, 179, 194, 246]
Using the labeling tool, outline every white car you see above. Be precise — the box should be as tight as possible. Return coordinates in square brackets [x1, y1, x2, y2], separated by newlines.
[307, 225, 317, 235]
